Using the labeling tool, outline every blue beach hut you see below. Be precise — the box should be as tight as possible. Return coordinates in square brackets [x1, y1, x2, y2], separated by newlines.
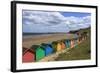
[41, 43, 53, 56]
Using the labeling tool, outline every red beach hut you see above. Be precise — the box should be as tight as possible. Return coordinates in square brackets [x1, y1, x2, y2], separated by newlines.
[22, 47, 35, 63]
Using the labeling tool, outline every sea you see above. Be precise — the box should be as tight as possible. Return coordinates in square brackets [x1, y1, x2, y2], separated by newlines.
[23, 33, 58, 39]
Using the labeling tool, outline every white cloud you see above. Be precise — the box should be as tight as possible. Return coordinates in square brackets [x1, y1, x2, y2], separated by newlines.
[22, 11, 91, 33]
[65, 16, 91, 31]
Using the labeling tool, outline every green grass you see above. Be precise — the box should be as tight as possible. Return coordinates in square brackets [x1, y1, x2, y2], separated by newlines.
[55, 28, 91, 61]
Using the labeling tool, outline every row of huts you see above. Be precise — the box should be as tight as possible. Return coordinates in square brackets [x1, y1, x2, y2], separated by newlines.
[22, 32, 88, 63]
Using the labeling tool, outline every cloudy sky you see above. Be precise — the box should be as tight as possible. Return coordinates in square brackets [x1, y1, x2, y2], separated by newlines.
[22, 10, 91, 33]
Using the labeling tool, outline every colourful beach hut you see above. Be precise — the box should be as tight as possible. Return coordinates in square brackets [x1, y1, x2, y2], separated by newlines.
[51, 41, 58, 52]
[78, 36, 82, 44]
[74, 38, 78, 46]
[64, 39, 71, 48]
[41, 43, 53, 56]
[22, 47, 35, 63]
[84, 32, 88, 40]
[81, 33, 84, 41]
[73, 34, 79, 46]
[81, 32, 88, 41]
[76, 32, 82, 43]
[30, 45, 45, 61]
[61, 41, 66, 49]
[57, 42, 62, 51]
[71, 39, 74, 48]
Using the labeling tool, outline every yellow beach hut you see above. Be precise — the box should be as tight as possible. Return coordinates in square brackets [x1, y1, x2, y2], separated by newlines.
[57, 42, 62, 51]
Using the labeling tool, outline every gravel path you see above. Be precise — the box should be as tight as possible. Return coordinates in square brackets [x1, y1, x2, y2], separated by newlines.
[39, 43, 81, 62]
[38, 48, 70, 62]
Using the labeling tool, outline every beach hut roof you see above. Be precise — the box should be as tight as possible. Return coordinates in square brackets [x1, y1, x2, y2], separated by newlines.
[30, 45, 38, 49]
[41, 43, 52, 48]
[57, 40, 62, 42]
[30, 45, 44, 51]
[52, 41, 58, 44]
[23, 47, 28, 53]
[23, 47, 34, 55]
[41, 43, 48, 46]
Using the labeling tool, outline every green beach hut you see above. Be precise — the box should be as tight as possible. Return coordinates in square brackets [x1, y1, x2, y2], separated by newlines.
[64, 39, 71, 48]
[30, 45, 45, 61]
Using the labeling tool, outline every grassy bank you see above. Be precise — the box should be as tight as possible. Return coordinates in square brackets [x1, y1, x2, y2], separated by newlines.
[55, 28, 91, 61]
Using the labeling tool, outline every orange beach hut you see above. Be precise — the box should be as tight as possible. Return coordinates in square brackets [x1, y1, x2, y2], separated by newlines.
[61, 41, 66, 49]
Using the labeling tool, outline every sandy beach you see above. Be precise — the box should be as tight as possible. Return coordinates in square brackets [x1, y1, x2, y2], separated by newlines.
[23, 33, 76, 48]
